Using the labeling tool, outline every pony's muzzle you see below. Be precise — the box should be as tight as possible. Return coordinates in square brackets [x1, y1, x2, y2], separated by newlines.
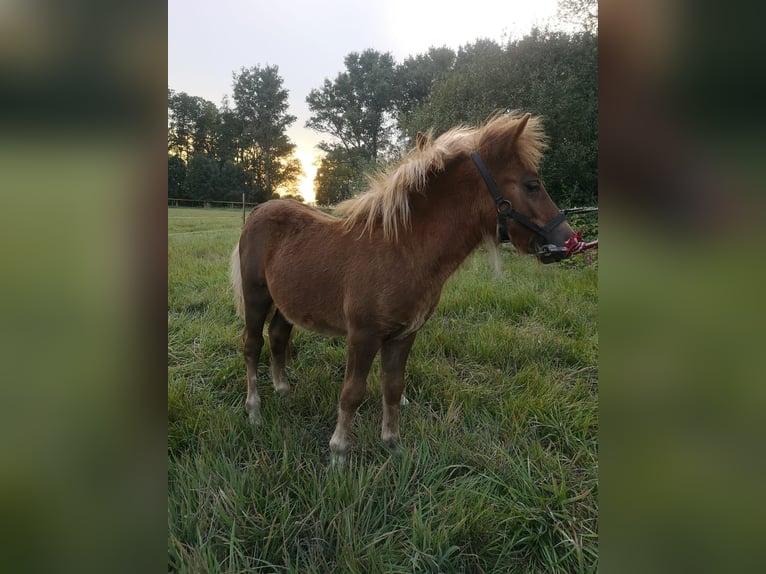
[536, 243, 570, 264]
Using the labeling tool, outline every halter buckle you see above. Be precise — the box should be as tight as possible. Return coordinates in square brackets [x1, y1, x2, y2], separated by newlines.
[496, 199, 512, 214]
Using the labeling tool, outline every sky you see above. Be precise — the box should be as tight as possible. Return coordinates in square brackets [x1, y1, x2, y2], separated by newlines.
[168, 0, 561, 202]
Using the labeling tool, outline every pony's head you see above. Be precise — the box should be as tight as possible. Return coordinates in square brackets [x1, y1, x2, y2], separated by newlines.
[474, 113, 575, 263]
[337, 113, 580, 262]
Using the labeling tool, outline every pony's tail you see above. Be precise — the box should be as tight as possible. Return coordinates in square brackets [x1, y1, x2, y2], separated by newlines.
[230, 242, 245, 318]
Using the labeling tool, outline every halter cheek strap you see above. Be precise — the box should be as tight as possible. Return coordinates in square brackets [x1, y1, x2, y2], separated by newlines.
[470, 151, 566, 244]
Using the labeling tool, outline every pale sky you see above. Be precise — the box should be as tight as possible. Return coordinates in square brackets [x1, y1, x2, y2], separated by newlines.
[168, 0, 561, 201]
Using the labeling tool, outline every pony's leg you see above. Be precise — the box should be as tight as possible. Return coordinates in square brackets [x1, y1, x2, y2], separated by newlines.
[243, 288, 272, 426]
[329, 333, 380, 463]
[268, 309, 293, 397]
[380, 333, 417, 450]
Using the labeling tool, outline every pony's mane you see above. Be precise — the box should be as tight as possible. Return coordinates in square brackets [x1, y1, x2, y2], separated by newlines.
[335, 112, 547, 241]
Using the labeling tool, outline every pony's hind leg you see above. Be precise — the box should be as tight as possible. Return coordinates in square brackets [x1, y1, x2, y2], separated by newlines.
[268, 309, 293, 397]
[243, 287, 272, 426]
[380, 333, 417, 450]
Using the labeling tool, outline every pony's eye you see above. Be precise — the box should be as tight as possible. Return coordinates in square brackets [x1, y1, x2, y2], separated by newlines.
[525, 180, 541, 192]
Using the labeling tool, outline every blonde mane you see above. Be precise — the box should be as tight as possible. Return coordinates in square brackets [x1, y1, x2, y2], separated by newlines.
[335, 112, 548, 241]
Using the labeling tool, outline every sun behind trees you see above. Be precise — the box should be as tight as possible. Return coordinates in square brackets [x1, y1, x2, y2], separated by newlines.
[168, 65, 303, 205]
[169, 26, 597, 210]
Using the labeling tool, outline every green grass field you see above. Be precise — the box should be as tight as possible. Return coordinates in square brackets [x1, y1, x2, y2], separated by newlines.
[168, 206, 598, 573]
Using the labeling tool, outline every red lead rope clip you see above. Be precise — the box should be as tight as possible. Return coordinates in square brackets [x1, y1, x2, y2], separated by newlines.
[536, 231, 598, 261]
[563, 231, 598, 255]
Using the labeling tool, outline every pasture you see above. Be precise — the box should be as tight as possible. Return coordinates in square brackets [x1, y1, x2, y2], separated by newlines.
[168, 206, 598, 573]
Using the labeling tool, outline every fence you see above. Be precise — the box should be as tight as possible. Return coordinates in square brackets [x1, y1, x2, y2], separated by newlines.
[168, 196, 597, 229]
[168, 196, 265, 224]
[168, 197, 260, 209]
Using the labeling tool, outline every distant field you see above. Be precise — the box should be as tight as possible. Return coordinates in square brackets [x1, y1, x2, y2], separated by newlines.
[168, 206, 598, 573]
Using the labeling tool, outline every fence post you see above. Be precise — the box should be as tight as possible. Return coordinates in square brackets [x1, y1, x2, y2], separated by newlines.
[242, 192, 245, 226]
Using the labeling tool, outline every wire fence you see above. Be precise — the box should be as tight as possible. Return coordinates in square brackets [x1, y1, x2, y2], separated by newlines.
[169, 197, 598, 213]
[562, 206, 599, 215]
[168, 197, 598, 229]
[168, 197, 259, 209]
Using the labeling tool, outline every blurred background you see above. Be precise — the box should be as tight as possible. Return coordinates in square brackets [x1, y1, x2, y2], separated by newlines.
[599, 0, 765, 572]
[0, 0, 165, 572]
[0, 0, 764, 571]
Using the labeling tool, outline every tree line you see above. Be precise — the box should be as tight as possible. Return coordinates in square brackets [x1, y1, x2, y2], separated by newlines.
[169, 19, 597, 208]
[168, 66, 302, 204]
[310, 29, 597, 207]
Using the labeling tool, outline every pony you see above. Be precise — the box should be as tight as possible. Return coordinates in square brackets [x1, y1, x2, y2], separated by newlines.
[230, 112, 576, 462]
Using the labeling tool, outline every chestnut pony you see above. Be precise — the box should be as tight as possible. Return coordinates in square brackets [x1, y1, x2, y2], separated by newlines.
[230, 113, 575, 462]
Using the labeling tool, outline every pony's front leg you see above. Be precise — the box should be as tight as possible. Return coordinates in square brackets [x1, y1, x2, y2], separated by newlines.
[329, 333, 380, 464]
[380, 333, 417, 450]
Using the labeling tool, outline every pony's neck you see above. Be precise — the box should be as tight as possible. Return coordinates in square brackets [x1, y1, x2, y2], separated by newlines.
[406, 163, 495, 281]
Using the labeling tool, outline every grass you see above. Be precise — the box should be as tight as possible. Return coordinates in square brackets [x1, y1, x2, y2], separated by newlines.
[168, 206, 598, 573]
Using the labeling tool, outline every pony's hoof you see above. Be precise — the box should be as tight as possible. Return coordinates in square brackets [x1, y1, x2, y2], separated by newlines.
[400, 394, 409, 406]
[384, 440, 402, 455]
[248, 410, 261, 426]
[330, 450, 348, 466]
[275, 385, 292, 399]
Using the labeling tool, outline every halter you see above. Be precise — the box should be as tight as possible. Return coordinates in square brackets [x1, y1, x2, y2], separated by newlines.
[470, 151, 567, 244]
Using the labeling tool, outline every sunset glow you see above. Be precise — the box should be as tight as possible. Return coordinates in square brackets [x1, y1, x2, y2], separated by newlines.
[295, 149, 319, 204]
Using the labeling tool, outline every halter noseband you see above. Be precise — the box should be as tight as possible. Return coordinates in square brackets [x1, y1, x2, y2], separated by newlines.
[470, 151, 566, 244]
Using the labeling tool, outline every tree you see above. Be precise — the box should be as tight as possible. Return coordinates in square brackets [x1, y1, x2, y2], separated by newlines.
[214, 99, 243, 165]
[168, 90, 220, 160]
[218, 160, 248, 202]
[313, 148, 371, 205]
[306, 49, 399, 163]
[169, 69, 302, 206]
[395, 47, 456, 117]
[557, 0, 598, 33]
[232, 65, 299, 201]
[192, 100, 220, 158]
[168, 155, 187, 199]
[404, 32, 597, 207]
[394, 47, 456, 143]
[403, 39, 507, 134]
[185, 154, 220, 201]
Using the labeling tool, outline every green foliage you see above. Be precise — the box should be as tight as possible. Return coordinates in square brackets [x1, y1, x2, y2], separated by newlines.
[217, 160, 248, 202]
[171, 28, 597, 209]
[168, 208, 598, 572]
[557, 0, 598, 33]
[306, 49, 399, 162]
[405, 31, 597, 207]
[185, 154, 220, 201]
[399, 38, 507, 133]
[307, 51, 400, 204]
[395, 47, 456, 119]
[168, 65, 302, 205]
[306, 31, 597, 209]
[192, 99, 220, 158]
[168, 89, 212, 162]
[215, 102, 244, 165]
[232, 65, 301, 200]
[168, 155, 187, 199]
[313, 148, 375, 206]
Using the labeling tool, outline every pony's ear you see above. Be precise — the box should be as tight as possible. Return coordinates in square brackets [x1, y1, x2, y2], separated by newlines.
[510, 113, 531, 146]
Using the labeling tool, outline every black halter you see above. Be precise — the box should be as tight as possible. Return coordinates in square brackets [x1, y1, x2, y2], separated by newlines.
[470, 151, 566, 244]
